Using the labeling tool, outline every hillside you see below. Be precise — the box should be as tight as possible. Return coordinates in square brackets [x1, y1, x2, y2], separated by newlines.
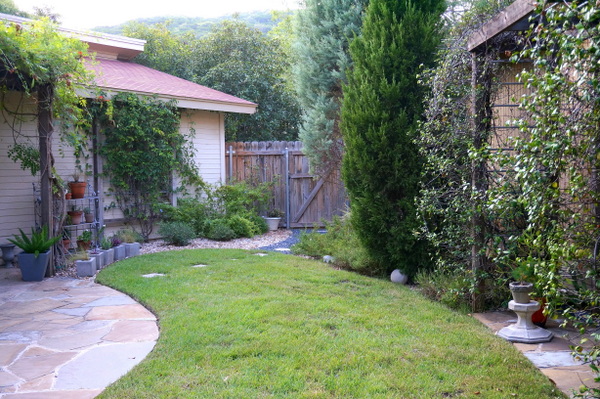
[93, 10, 294, 37]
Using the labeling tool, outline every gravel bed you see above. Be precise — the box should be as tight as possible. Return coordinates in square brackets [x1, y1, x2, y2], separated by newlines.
[53, 229, 303, 279]
[140, 229, 292, 254]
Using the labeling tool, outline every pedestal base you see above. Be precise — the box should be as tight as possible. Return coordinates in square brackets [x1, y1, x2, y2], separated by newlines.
[497, 300, 553, 343]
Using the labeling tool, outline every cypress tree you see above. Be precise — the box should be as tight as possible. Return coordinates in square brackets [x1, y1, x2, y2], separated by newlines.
[340, 0, 445, 277]
[294, 0, 368, 175]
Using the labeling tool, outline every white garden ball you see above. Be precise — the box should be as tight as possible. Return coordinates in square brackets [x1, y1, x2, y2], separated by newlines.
[390, 269, 408, 284]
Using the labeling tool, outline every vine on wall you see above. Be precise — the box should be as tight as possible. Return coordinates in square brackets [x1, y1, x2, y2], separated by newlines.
[98, 93, 203, 240]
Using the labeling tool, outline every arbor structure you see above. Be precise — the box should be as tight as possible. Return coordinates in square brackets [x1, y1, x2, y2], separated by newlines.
[293, 0, 368, 176]
[341, 0, 444, 277]
[417, 0, 515, 310]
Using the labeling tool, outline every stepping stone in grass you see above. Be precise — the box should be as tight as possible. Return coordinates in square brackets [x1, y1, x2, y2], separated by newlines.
[142, 273, 165, 278]
[192, 264, 208, 268]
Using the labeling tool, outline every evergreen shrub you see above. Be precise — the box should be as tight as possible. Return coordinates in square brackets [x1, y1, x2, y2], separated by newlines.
[207, 221, 236, 241]
[158, 222, 196, 246]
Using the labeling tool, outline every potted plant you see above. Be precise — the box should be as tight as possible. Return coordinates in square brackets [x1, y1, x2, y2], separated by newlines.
[100, 237, 114, 266]
[83, 207, 94, 223]
[77, 230, 93, 251]
[111, 236, 126, 261]
[509, 260, 536, 304]
[61, 229, 71, 252]
[67, 205, 83, 225]
[8, 225, 60, 281]
[264, 208, 283, 231]
[71, 251, 96, 277]
[68, 171, 87, 199]
[119, 229, 141, 257]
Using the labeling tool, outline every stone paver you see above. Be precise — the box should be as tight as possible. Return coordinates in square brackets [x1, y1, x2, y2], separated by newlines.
[475, 310, 600, 398]
[0, 268, 158, 398]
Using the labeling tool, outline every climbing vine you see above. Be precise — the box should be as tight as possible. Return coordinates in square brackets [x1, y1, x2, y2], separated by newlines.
[416, 0, 516, 310]
[489, 2, 600, 395]
[99, 92, 203, 240]
[0, 17, 91, 176]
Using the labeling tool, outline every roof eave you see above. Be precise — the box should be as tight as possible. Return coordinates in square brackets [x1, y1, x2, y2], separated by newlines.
[467, 0, 537, 52]
[76, 87, 257, 115]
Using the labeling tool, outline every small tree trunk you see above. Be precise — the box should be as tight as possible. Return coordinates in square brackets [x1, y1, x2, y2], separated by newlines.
[38, 83, 55, 277]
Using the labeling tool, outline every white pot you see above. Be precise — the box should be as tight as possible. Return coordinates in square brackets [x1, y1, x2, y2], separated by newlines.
[264, 217, 281, 231]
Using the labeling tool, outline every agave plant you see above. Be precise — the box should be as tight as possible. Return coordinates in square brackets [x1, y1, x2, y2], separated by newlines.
[8, 225, 60, 257]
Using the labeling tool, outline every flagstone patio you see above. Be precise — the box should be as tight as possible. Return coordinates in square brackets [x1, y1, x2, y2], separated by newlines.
[0, 268, 158, 398]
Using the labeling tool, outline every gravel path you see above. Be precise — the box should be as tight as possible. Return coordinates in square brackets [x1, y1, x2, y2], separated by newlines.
[259, 229, 303, 254]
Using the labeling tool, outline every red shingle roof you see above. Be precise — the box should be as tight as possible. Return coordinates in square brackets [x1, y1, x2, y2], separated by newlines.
[87, 58, 256, 112]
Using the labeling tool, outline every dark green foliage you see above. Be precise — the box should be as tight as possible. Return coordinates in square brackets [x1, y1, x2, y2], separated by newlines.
[194, 20, 300, 141]
[158, 221, 196, 246]
[8, 225, 60, 257]
[160, 180, 273, 241]
[99, 93, 201, 240]
[206, 220, 237, 241]
[122, 19, 300, 141]
[293, 0, 368, 175]
[159, 198, 217, 237]
[247, 213, 269, 235]
[0, 0, 29, 17]
[340, 0, 444, 277]
[292, 215, 385, 275]
[226, 214, 259, 238]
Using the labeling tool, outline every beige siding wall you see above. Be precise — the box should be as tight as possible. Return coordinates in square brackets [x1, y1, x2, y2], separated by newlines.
[1, 99, 225, 244]
[0, 92, 39, 243]
[183, 110, 225, 187]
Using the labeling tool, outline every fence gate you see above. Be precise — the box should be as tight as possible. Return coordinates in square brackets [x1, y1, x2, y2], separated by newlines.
[225, 141, 347, 228]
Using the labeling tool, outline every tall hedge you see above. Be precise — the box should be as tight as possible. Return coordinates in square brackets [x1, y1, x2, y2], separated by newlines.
[340, 0, 444, 277]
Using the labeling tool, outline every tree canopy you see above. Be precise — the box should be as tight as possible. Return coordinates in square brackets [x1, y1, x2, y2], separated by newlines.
[123, 19, 300, 141]
[193, 20, 300, 141]
[293, 0, 368, 175]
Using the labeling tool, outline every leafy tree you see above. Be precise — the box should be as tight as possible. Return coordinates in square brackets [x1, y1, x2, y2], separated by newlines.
[0, 0, 29, 17]
[194, 20, 300, 141]
[340, 0, 445, 277]
[123, 19, 300, 141]
[122, 22, 197, 81]
[95, 11, 294, 37]
[293, 0, 368, 175]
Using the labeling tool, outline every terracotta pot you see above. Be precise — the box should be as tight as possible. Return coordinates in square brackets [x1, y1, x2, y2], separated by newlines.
[65, 193, 72, 200]
[68, 182, 87, 199]
[84, 213, 94, 223]
[77, 240, 91, 251]
[67, 210, 83, 225]
[532, 297, 548, 327]
[62, 239, 71, 251]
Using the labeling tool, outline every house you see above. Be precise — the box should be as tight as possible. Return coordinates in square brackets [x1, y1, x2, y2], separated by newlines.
[0, 13, 257, 253]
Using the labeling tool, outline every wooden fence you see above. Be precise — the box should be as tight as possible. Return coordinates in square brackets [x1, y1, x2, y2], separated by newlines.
[225, 141, 347, 228]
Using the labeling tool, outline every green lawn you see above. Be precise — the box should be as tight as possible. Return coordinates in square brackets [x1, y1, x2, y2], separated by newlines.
[96, 249, 565, 399]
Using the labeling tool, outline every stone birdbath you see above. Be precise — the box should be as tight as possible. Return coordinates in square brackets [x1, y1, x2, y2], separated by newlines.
[497, 282, 553, 343]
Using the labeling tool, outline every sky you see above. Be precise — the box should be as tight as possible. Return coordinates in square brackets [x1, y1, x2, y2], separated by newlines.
[12, 0, 301, 30]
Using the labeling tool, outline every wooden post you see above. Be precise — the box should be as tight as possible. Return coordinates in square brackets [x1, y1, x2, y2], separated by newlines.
[38, 83, 55, 276]
[470, 51, 493, 312]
